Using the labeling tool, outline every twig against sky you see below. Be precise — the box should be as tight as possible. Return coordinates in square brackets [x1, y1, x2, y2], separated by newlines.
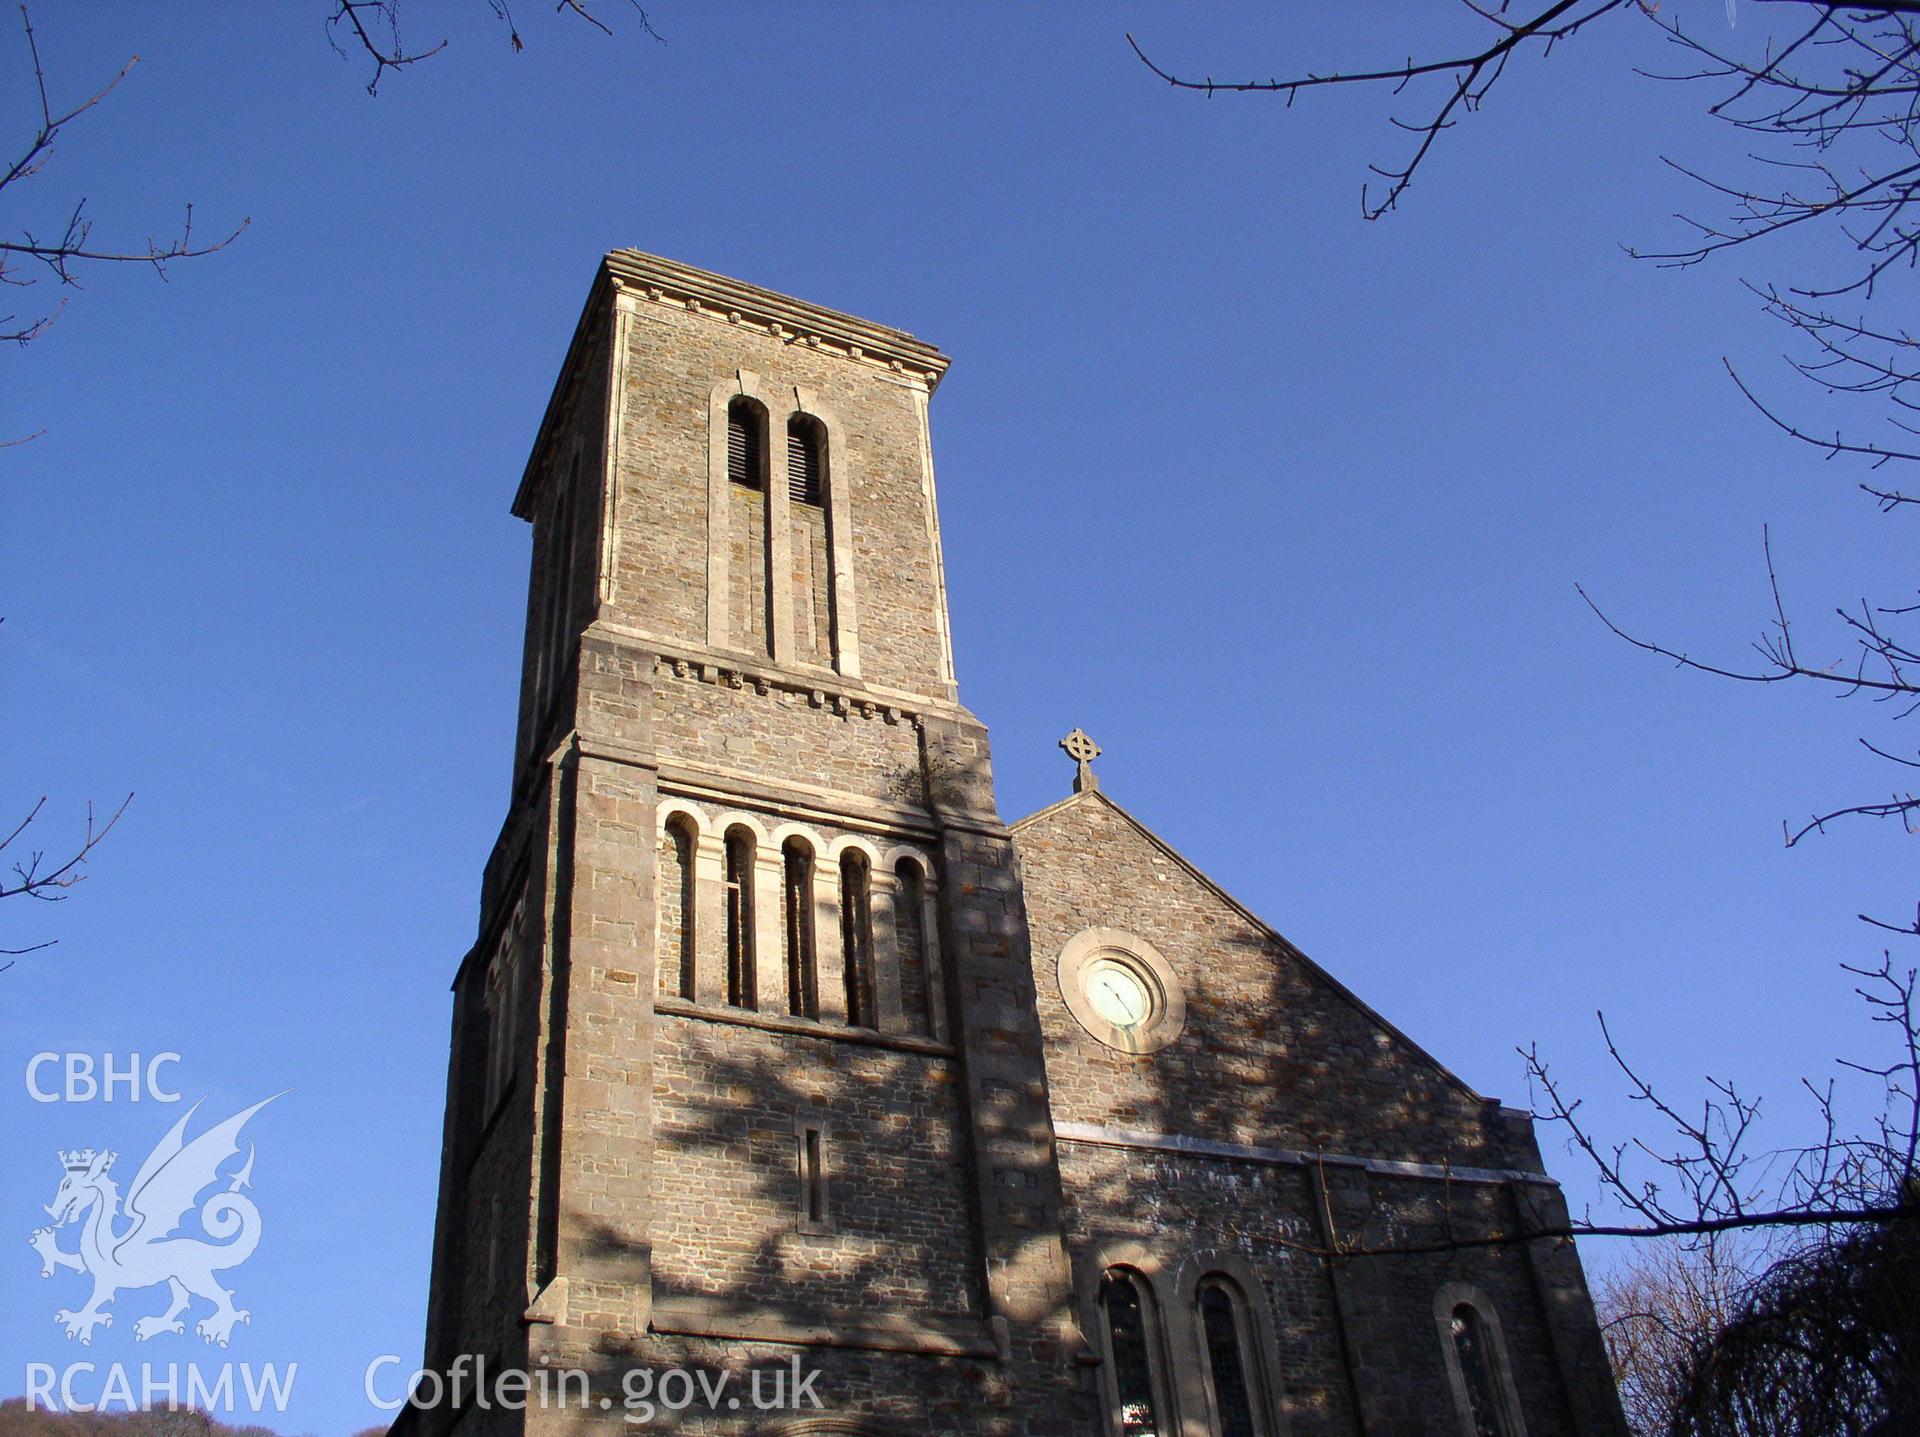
[1, 5, 245, 349]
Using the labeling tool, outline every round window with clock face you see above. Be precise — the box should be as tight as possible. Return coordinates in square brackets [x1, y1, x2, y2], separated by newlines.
[1083, 957, 1154, 1030]
[1057, 928, 1185, 1055]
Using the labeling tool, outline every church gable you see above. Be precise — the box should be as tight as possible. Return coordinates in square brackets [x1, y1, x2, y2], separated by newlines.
[1013, 786, 1535, 1174]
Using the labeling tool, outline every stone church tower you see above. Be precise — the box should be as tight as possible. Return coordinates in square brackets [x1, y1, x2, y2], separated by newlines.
[401, 252, 1627, 1437]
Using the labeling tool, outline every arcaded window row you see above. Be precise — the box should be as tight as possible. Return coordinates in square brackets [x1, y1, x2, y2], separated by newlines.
[1095, 1264, 1527, 1437]
[657, 801, 943, 1040]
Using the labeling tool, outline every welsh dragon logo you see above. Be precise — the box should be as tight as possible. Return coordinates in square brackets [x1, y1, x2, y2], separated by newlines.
[28, 1095, 278, 1346]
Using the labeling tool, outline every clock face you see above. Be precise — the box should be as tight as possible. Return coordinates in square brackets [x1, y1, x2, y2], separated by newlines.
[1057, 929, 1184, 1054]
[1084, 958, 1153, 1030]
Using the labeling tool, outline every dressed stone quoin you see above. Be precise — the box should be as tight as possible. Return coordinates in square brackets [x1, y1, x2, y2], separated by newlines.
[398, 252, 1627, 1437]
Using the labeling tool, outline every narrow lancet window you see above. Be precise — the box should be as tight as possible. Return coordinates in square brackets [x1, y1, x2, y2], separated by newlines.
[1100, 1270, 1167, 1437]
[894, 859, 931, 1035]
[483, 900, 527, 1111]
[786, 412, 834, 665]
[784, 839, 818, 1019]
[660, 816, 697, 1000]
[724, 397, 773, 656]
[1450, 1304, 1514, 1437]
[727, 398, 765, 489]
[724, 827, 757, 1009]
[839, 850, 874, 1027]
[787, 415, 824, 505]
[1198, 1279, 1262, 1437]
[539, 462, 578, 710]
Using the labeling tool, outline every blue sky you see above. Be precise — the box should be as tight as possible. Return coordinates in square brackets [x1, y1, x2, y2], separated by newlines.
[3, 4, 1910, 1432]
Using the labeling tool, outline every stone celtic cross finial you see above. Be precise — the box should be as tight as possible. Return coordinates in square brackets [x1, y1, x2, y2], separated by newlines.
[1060, 727, 1102, 794]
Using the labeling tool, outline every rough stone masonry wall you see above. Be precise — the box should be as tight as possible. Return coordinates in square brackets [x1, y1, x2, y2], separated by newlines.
[1054, 1138, 1582, 1437]
[1319, 1168, 1591, 1437]
[420, 830, 552, 1437]
[1055, 1136, 1359, 1435]
[648, 1014, 981, 1317]
[446, 1033, 539, 1367]
[1014, 793, 1523, 1170]
[648, 666, 926, 803]
[610, 300, 950, 696]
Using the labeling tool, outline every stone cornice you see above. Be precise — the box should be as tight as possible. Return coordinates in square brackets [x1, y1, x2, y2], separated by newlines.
[604, 249, 950, 392]
[652, 647, 926, 729]
[654, 997, 956, 1059]
[595, 620, 975, 725]
[1052, 1121, 1557, 1189]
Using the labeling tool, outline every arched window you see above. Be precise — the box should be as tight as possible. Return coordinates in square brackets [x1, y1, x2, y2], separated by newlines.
[1099, 1269, 1170, 1437]
[786, 412, 834, 666]
[723, 396, 773, 656]
[724, 827, 757, 1009]
[839, 850, 874, 1028]
[787, 415, 825, 505]
[659, 816, 696, 1000]
[536, 456, 579, 712]
[1197, 1278, 1264, 1437]
[726, 398, 765, 489]
[1444, 1300, 1521, 1437]
[483, 900, 527, 1112]
[783, 839, 818, 1019]
[893, 859, 931, 1036]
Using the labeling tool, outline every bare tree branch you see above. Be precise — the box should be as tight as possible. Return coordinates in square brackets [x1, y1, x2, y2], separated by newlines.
[0, 792, 131, 964]
[327, 0, 661, 95]
[1128, 2, 1631, 219]
[1, 5, 246, 349]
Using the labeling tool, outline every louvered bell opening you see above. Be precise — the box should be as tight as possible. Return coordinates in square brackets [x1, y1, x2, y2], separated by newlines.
[727, 402, 762, 489]
[787, 419, 823, 506]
